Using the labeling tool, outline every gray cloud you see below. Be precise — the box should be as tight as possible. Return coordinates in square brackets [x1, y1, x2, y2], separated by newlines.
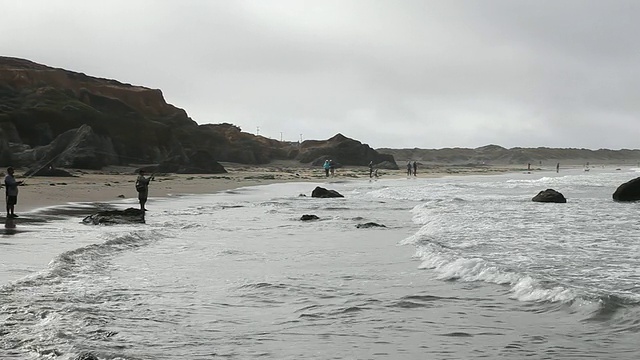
[1, 0, 639, 149]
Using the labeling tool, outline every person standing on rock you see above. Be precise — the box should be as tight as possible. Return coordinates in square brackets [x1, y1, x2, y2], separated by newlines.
[407, 161, 412, 176]
[369, 161, 374, 178]
[5, 167, 22, 218]
[135, 170, 154, 211]
[412, 161, 417, 176]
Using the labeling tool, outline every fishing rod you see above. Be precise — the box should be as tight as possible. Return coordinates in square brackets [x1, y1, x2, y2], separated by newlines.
[0, 149, 70, 189]
[21, 149, 71, 184]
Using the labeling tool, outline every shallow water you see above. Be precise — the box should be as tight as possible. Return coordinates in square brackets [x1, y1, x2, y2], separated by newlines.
[1, 167, 639, 359]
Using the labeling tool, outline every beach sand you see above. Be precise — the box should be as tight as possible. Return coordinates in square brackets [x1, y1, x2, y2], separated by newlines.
[5, 161, 522, 214]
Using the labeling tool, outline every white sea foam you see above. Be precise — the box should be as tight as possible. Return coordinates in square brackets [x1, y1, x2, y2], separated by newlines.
[416, 246, 579, 303]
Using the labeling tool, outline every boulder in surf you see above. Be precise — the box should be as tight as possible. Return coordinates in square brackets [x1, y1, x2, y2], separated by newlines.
[532, 189, 567, 203]
[612, 177, 640, 201]
[311, 186, 344, 198]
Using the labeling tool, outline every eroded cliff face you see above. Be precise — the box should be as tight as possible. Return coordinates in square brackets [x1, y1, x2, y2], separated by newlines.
[0, 57, 396, 170]
[0, 57, 182, 118]
[0, 56, 200, 168]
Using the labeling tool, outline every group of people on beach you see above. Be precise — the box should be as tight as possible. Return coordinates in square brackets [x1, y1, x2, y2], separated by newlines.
[3, 167, 155, 218]
[407, 161, 418, 176]
[322, 159, 336, 177]
[368, 161, 379, 178]
[323, 159, 380, 179]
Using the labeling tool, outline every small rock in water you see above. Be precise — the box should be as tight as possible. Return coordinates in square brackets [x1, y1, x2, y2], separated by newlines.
[356, 222, 386, 229]
[300, 214, 319, 221]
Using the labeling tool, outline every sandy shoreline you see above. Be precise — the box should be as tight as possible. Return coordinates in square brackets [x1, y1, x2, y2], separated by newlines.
[5, 162, 526, 215]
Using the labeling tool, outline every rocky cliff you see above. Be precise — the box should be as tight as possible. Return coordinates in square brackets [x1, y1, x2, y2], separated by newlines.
[0, 56, 200, 169]
[0, 57, 395, 171]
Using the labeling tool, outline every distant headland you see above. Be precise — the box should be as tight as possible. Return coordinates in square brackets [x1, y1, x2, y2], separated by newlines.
[378, 145, 640, 167]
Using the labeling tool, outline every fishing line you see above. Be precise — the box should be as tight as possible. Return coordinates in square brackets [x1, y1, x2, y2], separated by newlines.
[22, 149, 70, 183]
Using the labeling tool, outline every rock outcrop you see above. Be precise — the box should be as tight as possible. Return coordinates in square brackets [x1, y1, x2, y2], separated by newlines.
[532, 189, 567, 203]
[311, 186, 344, 198]
[612, 177, 640, 201]
[296, 134, 397, 168]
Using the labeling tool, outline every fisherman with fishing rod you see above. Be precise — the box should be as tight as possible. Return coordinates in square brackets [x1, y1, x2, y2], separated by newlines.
[4, 167, 23, 218]
[135, 169, 155, 211]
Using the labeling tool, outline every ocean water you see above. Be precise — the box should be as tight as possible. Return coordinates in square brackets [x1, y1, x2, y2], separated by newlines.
[1, 167, 639, 359]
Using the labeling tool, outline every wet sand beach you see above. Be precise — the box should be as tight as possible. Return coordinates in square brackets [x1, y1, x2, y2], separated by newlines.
[7, 161, 522, 214]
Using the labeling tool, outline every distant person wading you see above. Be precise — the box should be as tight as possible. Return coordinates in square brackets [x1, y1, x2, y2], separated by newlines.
[135, 170, 154, 211]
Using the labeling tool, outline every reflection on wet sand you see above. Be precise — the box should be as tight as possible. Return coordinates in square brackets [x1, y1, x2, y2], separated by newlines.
[3, 217, 17, 235]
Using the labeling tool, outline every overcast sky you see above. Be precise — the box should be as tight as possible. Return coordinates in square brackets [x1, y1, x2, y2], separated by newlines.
[1, 0, 639, 149]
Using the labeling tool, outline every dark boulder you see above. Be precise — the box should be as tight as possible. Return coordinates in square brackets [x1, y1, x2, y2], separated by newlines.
[356, 222, 386, 228]
[300, 214, 319, 221]
[23, 167, 76, 177]
[532, 189, 567, 203]
[311, 186, 344, 198]
[612, 177, 640, 201]
[82, 207, 145, 225]
[153, 150, 227, 174]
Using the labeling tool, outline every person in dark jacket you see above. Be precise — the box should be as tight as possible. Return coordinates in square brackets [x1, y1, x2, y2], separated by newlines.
[135, 170, 154, 211]
[4, 167, 22, 218]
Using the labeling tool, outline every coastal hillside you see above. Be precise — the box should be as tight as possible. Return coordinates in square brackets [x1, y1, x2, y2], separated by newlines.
[0, 57, 391, 171]
[378, 145, 640, 167]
